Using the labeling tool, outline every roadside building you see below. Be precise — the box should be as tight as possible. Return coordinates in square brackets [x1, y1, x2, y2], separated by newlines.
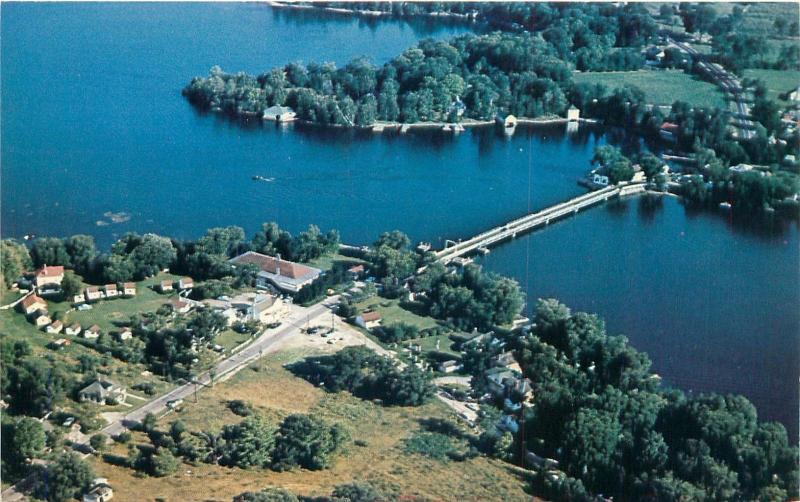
[230, 251, 322, 293]
[230, 292, 287, 324]
[262, 105, 296, 122]
[19, 294, 47, 315]
[78, 379, 126, 405]
[122, 282, 137, 296]
[35, 265, 65, 288]
[354, 311, 382, 329]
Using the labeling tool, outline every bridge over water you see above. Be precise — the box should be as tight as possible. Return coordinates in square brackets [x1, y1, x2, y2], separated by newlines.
[434, 182, 647, 264]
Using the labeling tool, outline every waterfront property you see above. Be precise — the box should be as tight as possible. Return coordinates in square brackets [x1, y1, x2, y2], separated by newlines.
[230, 251, 321, 293]
[262, 105, 296, 122]
[34, 264, 64, 288]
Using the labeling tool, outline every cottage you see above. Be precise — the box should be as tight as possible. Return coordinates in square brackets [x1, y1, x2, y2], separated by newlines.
[73, 294, 86, 304]
[498, 114, 517, 129]
[438, 360, 461, 373]
[355, 311, 382, 329]
[103, 284, 118, 298]
[51, 338, 71, 350]
[84, 324, 101, 339]
[230, 251, 322, 293]
[262, 105, 296, 122]
[122, 282, 137, 296]
[46, 320, 64, 334]
[34, 265, 65, 288]
[117, 327, 133, 341]
[78, 378, 126, 405]
[65, 323, 82, 336]
[178, 277, 194, 290]
[84, 286, 103, 301]
[34, 313, 52, 329]
[659, 122, 679, 142]
[82, 481, 114, 502]
[567, 105, 580, 122]
[159, 280, 174, 293]
[347, 264, 365, 280]
[19, 294, 47, 315]
[170, 298, 192, 314]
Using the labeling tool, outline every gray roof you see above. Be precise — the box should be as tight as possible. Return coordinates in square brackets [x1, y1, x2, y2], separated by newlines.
[264, 105, 294, 115]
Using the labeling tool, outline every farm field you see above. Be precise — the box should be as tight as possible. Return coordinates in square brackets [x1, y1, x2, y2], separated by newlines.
[743, 69, 800, 103]
[572, 69, 727, 108]
[87, 349, 535, 502]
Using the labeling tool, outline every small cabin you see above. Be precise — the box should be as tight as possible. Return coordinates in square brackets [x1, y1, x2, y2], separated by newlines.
[498, 114, 517, 129]
[567, 105, 580, 122]
[263, 105, 296, 122]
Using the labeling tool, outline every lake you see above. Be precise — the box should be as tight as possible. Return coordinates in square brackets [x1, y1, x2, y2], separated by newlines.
[2, 3, 797, 436]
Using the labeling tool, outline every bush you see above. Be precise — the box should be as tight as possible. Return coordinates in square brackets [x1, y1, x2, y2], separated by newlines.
[227, 399, 254, 417]
[89, 433, 107, 452]
[271, 414, 348, 471]
[403, 431, 456, 461]
[373, 322, 419, 343]
[115, 431, 132, 443]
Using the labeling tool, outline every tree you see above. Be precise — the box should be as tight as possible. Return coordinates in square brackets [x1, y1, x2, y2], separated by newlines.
[1, 239, 32, 287]
[30, 237, 70, 268]
[150, 447, 179, 477]
[271, 414, 347, 471]
[218, 415, 277, 469]
[234, 487, 299, 502]
[1, 417, 46, 475]
[141, 413, 157, 433]
[89, 433, 107, 452]
[60, 271, 83, 298]
[331, 482, 387, 502]
[33, 452, 94, 502]
[64, 235, 97, 275]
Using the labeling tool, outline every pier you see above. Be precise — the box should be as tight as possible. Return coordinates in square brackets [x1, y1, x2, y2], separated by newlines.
[434, 183, 647, 264]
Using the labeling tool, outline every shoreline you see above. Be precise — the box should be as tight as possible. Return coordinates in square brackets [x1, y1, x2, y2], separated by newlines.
[265, 1, 479, 22]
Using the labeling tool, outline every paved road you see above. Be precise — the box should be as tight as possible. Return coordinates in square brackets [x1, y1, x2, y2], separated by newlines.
[99, 296, 338, 438]
[666, 36, 755, 140]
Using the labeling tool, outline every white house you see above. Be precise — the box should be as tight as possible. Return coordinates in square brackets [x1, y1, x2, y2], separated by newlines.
[117, 327, 133, 341]
[46, 320, 64, 334]
[103, 284, 118, 298]
[230, 251, 321, 293]
[354, 311, 382, 329]
[159, 280, 173, 293]
[567, 105, 580, 121]
[34, 265, 64, 288]
[19, 294, 47, 315]
[34, 314, 52, 329]
[122, 282, 137, 296]
[262, 105, 296, 122]
[65, 323, 82, 336]
[438, 360, 461, 373]
[178, 277, 194, 290]
[85, 287, 103, 301]
[84, 324, 101, 339]
[82, 481, 113, 502]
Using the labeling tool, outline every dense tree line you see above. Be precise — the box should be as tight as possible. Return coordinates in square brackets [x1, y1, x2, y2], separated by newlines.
[290, 346, 435, 406]
[511, 299, 797, 501]
[130, 413, 346, 475]
[185, 3, 660, 126]
[412, 262, 525, 331]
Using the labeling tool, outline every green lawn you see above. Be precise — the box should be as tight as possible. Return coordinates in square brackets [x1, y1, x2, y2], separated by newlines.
[743, 69, 800, 102]
[573, 69, 727, 109]
[354, 297, 439, 330]
[305, 252, 364, 272]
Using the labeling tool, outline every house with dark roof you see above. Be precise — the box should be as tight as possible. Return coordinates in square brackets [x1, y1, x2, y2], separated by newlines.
[230, 251, 321, 293]
[78, 379, 126, 405]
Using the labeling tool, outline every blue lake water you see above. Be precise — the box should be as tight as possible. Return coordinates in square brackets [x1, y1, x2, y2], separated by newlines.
[2, 3, 798, 436]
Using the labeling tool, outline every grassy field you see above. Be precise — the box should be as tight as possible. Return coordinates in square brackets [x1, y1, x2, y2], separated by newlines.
[87, 350, 535, 502]
[573, 69, 727, 108]
[354, 297, 439, 330]
[305, 252, 364, 272]
[743, 69, 800, 103]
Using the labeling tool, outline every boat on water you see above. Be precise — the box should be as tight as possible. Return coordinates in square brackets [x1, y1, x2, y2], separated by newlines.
[252, 175, 275, 182]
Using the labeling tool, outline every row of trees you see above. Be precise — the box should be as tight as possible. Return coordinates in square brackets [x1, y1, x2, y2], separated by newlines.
[3, 222, 339, 288]
[412, 262, 525, 331]
[185, 3, 662, 126]
[290, 346, 435, 406]
[511, 299, 797, 501]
